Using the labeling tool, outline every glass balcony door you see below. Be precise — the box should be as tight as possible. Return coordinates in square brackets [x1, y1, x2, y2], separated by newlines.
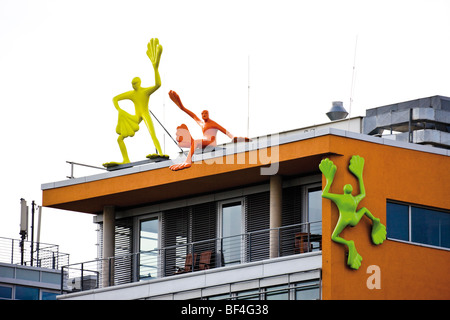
[307, 186, 322, 235]
[306, 185, 322, 252]
[220, 200, 244, 266]
[139, 216, 160, 280]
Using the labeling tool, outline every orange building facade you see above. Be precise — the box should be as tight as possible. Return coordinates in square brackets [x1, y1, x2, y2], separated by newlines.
[319, 135, 449, 299]
[42, 113, 450, 300]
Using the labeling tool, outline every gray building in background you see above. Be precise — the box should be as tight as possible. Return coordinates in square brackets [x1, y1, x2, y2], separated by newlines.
[363, 95, 450, 149]
[0, 237, 69, 300]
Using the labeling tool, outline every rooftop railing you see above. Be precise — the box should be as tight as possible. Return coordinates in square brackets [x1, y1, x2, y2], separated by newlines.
[60, 221, 321, 294]
[0, 236, 69, 270]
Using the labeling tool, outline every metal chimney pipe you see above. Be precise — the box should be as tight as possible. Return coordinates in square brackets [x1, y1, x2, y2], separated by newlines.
[326, 101, 348, 121]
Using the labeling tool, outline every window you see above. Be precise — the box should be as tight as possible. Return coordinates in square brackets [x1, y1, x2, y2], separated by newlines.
[411, 206, 450, 248]
[204, 279, 321, 300]
[219, 200, 244, 266]
[0, 266, 14, 278]
[191, 202, 217, 256]
[0, 286, 12, 300]
[387, 201, 450, 249]
[307, 186, 322, 236]
[41, 271, 61, 285]
[302, 184, 322, 252]
[161, 207, 189, 276]
[236, 289, 260, 300]
[386, 202, 409, 241]
[265, 284, 289, 300]
[139, 216, 160, 280]
[16, 268, 39, 282]
[207, 293, 231, 300]
[41, 291, 59, 300]
[15, 286, 39, 300]
[246, 192, 270, 262]
[295, 280, 320, 300]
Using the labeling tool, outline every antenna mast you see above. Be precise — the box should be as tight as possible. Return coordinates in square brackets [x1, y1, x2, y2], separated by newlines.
[247, 55, 250, 138]
[349, 35, 358, 119]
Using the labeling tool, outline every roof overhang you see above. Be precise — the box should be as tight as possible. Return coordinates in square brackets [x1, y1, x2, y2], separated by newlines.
[42, 134, 338, 214]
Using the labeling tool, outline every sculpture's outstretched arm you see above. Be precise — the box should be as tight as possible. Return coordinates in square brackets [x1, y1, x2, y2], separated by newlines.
[210, 119, 252, 143]
[169, 90, 202, 125]
[349, 155, 366, 204]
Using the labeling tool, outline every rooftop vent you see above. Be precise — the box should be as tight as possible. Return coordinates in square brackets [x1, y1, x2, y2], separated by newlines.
[326, 101, 348, 121]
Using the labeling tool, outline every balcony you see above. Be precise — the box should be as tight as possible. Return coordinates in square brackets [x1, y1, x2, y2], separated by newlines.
[60, 221, 321, 294]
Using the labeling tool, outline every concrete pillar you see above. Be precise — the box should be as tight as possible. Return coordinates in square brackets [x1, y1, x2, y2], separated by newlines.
[269, 175, 282, 258]
[102, 205, 115, 287]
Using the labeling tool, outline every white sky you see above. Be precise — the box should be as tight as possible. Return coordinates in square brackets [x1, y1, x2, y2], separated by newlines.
[1, 0, 450, 264]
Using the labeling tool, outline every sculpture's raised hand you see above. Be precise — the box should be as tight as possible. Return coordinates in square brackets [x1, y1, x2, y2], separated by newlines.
[319, 158, 337, 182]
[349, 155, 365, 179]
[147, 38, 163, 69]
[168, 90, 183, 109]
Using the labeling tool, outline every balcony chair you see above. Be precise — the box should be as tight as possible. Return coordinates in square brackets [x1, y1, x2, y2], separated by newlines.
[198, 250, 212, 270]
[174, 253, 197, 274]
[294, 232, 322, 253]
[294, 232, 312, 253]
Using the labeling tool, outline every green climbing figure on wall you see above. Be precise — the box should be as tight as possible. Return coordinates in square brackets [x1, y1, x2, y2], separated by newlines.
[319, 155, 386, 270]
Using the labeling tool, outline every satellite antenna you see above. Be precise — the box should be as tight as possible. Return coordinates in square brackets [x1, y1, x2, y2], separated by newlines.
[20, 198, 28, 236]
[19, 198, 28, 265]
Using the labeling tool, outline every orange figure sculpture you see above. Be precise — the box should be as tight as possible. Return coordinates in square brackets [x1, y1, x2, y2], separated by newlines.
[168, 90, 250, 171]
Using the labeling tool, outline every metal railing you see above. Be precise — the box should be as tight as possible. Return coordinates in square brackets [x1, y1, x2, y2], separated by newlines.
[0, 236, 70, 269]
[60, 221, 321, 294]
[66, 161, 106, 179]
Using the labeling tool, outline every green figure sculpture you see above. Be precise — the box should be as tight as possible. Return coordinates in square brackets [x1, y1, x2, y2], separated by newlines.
[319, 155, 386, 270]
[103, 38, 168, 168]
